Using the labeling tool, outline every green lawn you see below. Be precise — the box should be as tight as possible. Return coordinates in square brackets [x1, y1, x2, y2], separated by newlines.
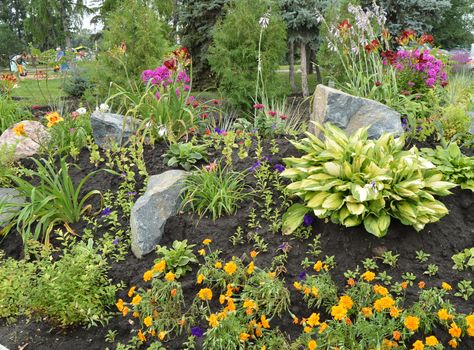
[14, 78, 67, 107]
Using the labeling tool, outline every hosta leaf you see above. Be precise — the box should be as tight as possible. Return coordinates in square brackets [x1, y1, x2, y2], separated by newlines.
[323, 162, 342, 177]
[346, 202, 366, 215]
[307, 192, 331, 208]
[282, 204, 309, 235]
[364, 213, 391, 237]
[322, 192, 344, 210]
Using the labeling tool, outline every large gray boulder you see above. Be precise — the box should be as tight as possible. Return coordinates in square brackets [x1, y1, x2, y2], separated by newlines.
[310, 84, 403, 139]
[0, 120, 49, 159]
[91, 112, 139, 148]
[0, 188, 24, 225]
[131, 170, 188, 258]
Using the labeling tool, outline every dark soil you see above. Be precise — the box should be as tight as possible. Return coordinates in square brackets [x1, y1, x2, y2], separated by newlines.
[1, 137, 473, 350]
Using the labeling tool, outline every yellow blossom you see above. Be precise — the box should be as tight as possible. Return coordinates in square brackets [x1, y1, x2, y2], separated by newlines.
[247, 261, 255, 274]
[131, 294, 142, 305]
[198, 288, 213, 301]
[198, 248, 206, 256]
[13, 123, 26, 136]
[215, 261, 222, 268]
[448, 339, 458, 348]
[362, 307, 373, 318]
[293, 282, 302, 290]
[250, 250, 258, 259]
[425, 336, 438, 346]
[226, 298, 236, 312]
[219, 294, 226, 304]
[311, 287, 318, 297]
[442, 282, 452, 291]
[390, 307, 400, 318]
[209, 313, 219, 327]
[158, 331, 167, 340]
[438, 308, 451, 321]
[448, 322, 461, 338]
[224, 261, 238, 275]
[153, 260, 166, 273]
[133, 311, 140, 318]
[197, 274, 205, 284]
[308, 339, 317, 350]
[203, 238, 212, 245]
[307, 313, 320, 327]
[137, 329, 146, 342]
[404, 316, 420, 332]
[467, 327, 474, 337]
[165, 271, 176, 282]
[240, 333, 250, 342]
[412, 340, 424, 350]
[373, 284, 389, 296]
[46, 112, 64, 127]
[373, 296, 395, 312]
[261, 315, 270, 329]
[319, 322, 328, 333]
[339, 295, 353, 310]
[143, 316, 153, 327]
[313, 261, 323, 272]
[122, 306, 129, 317]
[331, 305, 347, 321]
[304, 326, 312, 333]
[143, 270, 153, 282]
[128, 286, 136, 297]
[466, 315, 474, 327]
[362, 271, 376, 282]
[116, 298, 124, 312]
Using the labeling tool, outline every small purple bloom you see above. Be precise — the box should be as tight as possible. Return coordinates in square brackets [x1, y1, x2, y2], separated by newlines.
[191, 326, 204, 338]
[250, 160, 261, 172]
[298, 271, 307, 280]
[274, 164, 285, 173]
[112, 238, 120, 245]
[100, 207, 112, 217]
[214, 127, 225, 135]
[278, 241, 291, 253]
[303, 214, 314, 227]
[127, 191, 137, 196]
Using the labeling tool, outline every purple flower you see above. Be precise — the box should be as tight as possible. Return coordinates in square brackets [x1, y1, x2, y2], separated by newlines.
[298, 271, 307, 280]
[274, 164, 285, 173]
[250, 160, 261, 172]
[155, 91, 161, 100]
[127, 191, 137, 196]
[303, 214, 314, 227]
[112, 238, 120, 245]
[191, 326, 204, 338]
[214, 127, 225, 135]
[278, 242, 291, 253]
[100, 207, 112, 217]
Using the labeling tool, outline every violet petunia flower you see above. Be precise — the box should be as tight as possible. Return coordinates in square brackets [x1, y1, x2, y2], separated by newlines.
[191, 326, 204, 338]
[303, 214, 314, 226]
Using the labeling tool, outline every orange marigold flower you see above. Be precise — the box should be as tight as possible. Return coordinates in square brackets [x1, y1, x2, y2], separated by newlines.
[250, 250, 258, 259]
[313, 261, 323, 272]
[412, 340, 424, 350]
[418, 281, 425, 289]
[219, 294, 226, 304]
[170, 288, 177, 297]
[331, 305, 347, 321]
[224, 261, 238, 275]
[307, 313, 320, 327]
[347, 278, 355, 287]
[153, 260, 166, 273]
[373, 284, 389, 296]
[308, 339, 317, 350]
[143, 270, 153, 282]
[197, 273, 205, 284]
[122, 306, 129, 317]
[438, 308, 451, 321]
[261, 315, 270, 329]
[404, 316, 420, 332]
[362, 307, 373, 318]
[293, 317, 299, 324]
[158, 331, 167, 340]
[198, 288, 213, 301]
[165, 271, 175, 282]
[362, 271, 375, 282]
[131, 294, 142, 305]
[226, 298, 236, 311]
[239, 333, 250, 342]
[373, 296, 395, 312]
[401, 281, 408, 289]
[466, 315, 474, 327]
[143, 316, 153, 327]
[304, 287, 310, 295]
[442, 282, 453, 291]
[247, 261, 255, 274]
[393, 330, 401, 341]
[339, 295, 353, 310]
[390, 307, 400, 318]
[467, 327, 474, 337]
[448, 322, 461, 338]
[128, 286, 136, 297]
[116, 298, 124, 312]
[425, 336, 438, 346]
[137, 329, 146, 342]
[202, 238, 212, 245]
[209, 313, 219, 327]
[448, 338, 458, 348]
[319, 322, 328, 333]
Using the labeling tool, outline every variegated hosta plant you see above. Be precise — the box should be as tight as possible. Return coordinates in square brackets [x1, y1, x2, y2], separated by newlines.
[281, 123, 457, 237]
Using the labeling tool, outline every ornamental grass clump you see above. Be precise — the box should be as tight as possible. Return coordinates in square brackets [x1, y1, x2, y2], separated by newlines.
[281, 123, 456, 237]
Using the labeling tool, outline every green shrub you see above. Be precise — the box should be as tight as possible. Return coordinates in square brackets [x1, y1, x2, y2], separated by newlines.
[421, 143, 474, 191]
[163, 142, 208, 171]
[437, 104, 472, 141]
[181, 162, 250, 220]
[0, 95, 26, 133]
[0, 240, 118, 327]
[47, 112, 92, 158]
[208, 0, 287, 108]
[63, 72, 92, 98]
[155, 240, 198, 278]
[281, 123, 456, 237]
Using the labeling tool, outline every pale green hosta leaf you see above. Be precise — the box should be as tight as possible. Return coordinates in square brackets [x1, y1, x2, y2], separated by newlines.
[282, 203, 309, 235]
[346, 201, 366, 215]
[307, 192, 331, 208]
[364, 213, 391, 237]
[322, 193, 345, 210]
[324, 162, 343, 177]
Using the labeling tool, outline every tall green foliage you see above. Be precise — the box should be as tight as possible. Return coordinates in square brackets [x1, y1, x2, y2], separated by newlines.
[208, 0, 287, 108]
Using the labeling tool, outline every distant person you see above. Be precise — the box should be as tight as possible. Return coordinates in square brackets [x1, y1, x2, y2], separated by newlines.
[55, 47, 69, 71]
[9, 52, 28, 77]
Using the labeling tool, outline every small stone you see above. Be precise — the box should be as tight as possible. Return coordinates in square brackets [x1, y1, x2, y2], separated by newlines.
[0, 188, 24, 225]
[0, 121, 49, 159]
[310, 84, 403, 139]
[131, 170, 188, 258]
[91, 112, 140, 148]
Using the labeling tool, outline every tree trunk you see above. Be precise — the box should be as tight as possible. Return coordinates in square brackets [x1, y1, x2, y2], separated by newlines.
[314, 56, 322, 84]
[307, 46, 313, 74]
[289, 40, 297, 93]
[300, 42, 309, 97]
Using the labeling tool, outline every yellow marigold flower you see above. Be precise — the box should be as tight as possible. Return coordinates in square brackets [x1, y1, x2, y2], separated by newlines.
[308, 339, 317, 350]
[347, 278, 355, 287]
[225, 284, 234, 297]
[448, 338, 458, 348]
[339, 295, 353, 310]
[165, 271, 175, 282]
[255, 325, 262, 337]
[261, 315, 270, 329]
[261, 345, 266, 350]
[13, 123, 26, 136]
[122, 306, 129, 317]
[307, 313, 320, 327]
[170, 288, 177, 297]
[219, 294, 226, 304]
[197, 273, 205, 284]
[404, 315, 420, 332]
[390, 307, 400, 318]
[240, 333, 250, 342]
[153, 260, 166, 273]
[304, 287, 310, 295]
[304, 326, 312, 333]
[268, 271, 276, 278]
[243, 299, 257, 310]
[143, 316, 153, 327]
[373, 284, 389, 296]
[373, 296, 395, 312]
[224, 261, 238, 275]
[362, 271, 375, 282]
[311, 287, 318, 297]
[133, 311, 140, 318]
[116, 298, 124, 312]
[131, 294, 142, 305]
[393, 331, 401, 341]
[247, 261, 255, 274]
[331, 305, 347, 321]
[250, 250, 258, 259]
[215, 261, 222, 268]
[319, 322, 328, 333]
[448, 322, 461, 338]
[362, 307, 373, 318]
[158, 331, 167, 340]
[143, 270, 153, 282]
[467, 327, 474, 337]
[198, 288, 213, 301]
[226, 298, 236, 312]
[46, 112, 64, 127]
[150, 330, 156, 337]
[203, 238, 212, 245]
[418, 281, 425, 289]
[313, 260, 323, 272]
[128, 286, 136, 297]
[293, 282, 303, 290]
[466, 315, 474, 327]
[198, 248, 206, 256]
[442, 282, 452, 291]
[137, 329, 146, 342]
[438, 308, 451, 321]
[209, 313, 219, 327]
[425, 336, 438, 346]
[412, 340, 424, 350]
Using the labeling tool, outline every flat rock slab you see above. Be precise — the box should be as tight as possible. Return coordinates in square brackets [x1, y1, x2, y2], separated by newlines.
[0, 188, 24, 225]
[0, 120, 49, 159]
[131, 170, 188, 258]
[91, 112, 139, 148]
[310, 84, 403, 139]
[0, 344, 9, 350]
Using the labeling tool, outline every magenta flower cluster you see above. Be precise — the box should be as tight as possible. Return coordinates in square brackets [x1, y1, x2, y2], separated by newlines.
[141, 65, 191, 99]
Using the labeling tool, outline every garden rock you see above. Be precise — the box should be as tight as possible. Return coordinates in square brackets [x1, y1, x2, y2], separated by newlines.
[310, 84, 403, 139]
[0, 344, 9, 350]
[131, 170, 188, 258]
[0, 121, 49, 159]
[468, 111, 474, 134]
[0, 189, 24, 225]
[91, 112, 139, 148]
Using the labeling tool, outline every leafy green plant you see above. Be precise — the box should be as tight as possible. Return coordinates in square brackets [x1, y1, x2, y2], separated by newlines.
[421, 142, 474, 191]
[452, 248, 474, 271]
[162, 142, 208, 171]
[155, 240, 198, 278]
[415, 250, 430, 263]
[181, 162, 250, 220]
[1, 157, 108, 245]
[454, 280, 474, 301]
[0, 94, 26, 133]
[281, 123, 456, 237]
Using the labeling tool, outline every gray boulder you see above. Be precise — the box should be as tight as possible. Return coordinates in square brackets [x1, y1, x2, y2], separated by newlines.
[468, 111, 474, 134]
[0, 188, 24, 225]
[310, 84, 403, 139]
[91, 112, 139, 148]
[131, 170, 188, 258]
[0, 120, 49, 159]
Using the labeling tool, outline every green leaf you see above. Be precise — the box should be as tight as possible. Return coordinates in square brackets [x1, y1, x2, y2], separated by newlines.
[364, 213, 391, 238]
[282, 203, 309, 235]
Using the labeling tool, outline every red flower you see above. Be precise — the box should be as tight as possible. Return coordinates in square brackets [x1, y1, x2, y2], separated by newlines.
[381, 28, 391, 40]
[192, 101, 199, 108]
[374, 81, 382, 87]
[280, 115, 288, 120]
[419, 33, 434, 45]
[268, 111, 277, 117]
[365, 39, 380, 53]
[212, 99, 220, 105]
[338, 19, 352, 32]
[253, 103, 265, 110]
[164, 59, 177, 71]
[381, 50, 397, 65]
[441, 81, 448, 87]
[200, 113, 209, 119]
[205, 128, 211, 135]
[397, 29, 417, 46]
